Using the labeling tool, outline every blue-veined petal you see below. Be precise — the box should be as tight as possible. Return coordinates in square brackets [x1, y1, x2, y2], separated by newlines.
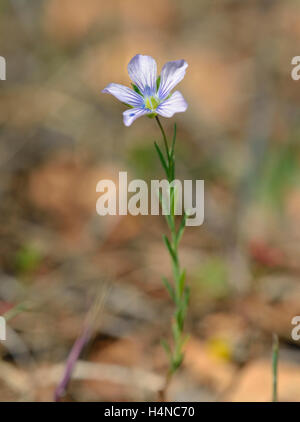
[128, 55, 157, 97]
[156, 91, 188, 118]
[158, 60, 188, 99]
[102, 83, 144, 107]
[123, 107, 149, 127]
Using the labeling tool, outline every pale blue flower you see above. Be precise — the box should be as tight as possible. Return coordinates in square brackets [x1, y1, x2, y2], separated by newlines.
[102, 54, 188, 126]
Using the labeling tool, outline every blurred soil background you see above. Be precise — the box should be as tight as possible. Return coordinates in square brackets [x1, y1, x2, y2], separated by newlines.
[1, 0, 300, 401]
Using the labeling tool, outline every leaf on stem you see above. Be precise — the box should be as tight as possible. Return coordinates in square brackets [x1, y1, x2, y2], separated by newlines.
[170, 185, 175, 215]
[171, 355, 183, 373]
[183, 286, 190, 312]
[178, 269, 186, 297]
[163, 235, 177, 265]
[175, 307, 184, 331]
[159, 191, 173, 229]
[172, 321, 181, 343]
[161, 338, 172, 360]
[163, 277, 176, 303]
[176, 212, 187, 244]
[154, 141, 169, 176]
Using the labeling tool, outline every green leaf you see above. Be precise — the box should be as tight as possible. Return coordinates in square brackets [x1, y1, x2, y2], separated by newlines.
[160, 338, 172, 360]
[159, 190, 173, 229]
[163, 235, 177, 264]
[175, 307, 184, 331]
[154, 141, 169, 176]
[121, 102, 134, 108]
[131, 83, 142, 96]
[172, 321, 181, 343]
[272, 333, 279, 402]
[163, 277, 176, 302]
[170, 185, 175, 215]
[176, 212, 186, 244]
[183, 286, 190, 311]
[171, 355, 183, 372]
[178, 269, 186, 297]
[156, 76, 161, 91]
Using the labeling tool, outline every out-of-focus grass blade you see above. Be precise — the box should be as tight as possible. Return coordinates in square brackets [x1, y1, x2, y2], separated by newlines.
[272, 333, 279, 402]
[3, 303, 30, 322]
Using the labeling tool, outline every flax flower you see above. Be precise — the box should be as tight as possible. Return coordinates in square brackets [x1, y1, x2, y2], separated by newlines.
[102, 54, 188, 126]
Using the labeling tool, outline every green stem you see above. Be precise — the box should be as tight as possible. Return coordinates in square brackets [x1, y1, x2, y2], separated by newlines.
[155, 116, 169, 165]
[272, 333, 279, 402]
[154, 116, 189, 395]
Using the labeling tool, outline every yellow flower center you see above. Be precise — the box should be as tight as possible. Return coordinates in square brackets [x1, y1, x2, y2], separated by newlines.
[145, 96, 160, 111]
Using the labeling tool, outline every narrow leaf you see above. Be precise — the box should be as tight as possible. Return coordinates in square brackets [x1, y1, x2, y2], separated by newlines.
[159, 190, 173, 229]
[154, 141, 169, 176]
[131, 83, 142, 95]
[178, 269, 186, 297]
[160, 338, 172, 360]
[183, 286, 190, 311]
[163, 235, 177, 264]
[121, 102, 134, 108]
[172, 321, 181, 343]
[172, 354, 183, 372]
[175, 307, 184, 331]
[156, 76, 161, 92]
[163, 277, 176, 302]
[176, 212, 187, 244]
[272, 333, 279, 402]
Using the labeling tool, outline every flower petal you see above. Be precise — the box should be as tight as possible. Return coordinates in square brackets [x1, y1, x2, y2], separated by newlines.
[158, 60, 188, 99]
[123, 107, 148, 127]
[102, 83, 143, 107]
[156, 91, 188, 118]
[127, 54, 157, 96]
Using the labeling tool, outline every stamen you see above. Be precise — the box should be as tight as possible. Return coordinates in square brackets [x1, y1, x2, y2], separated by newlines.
[145, 96, 160, 111]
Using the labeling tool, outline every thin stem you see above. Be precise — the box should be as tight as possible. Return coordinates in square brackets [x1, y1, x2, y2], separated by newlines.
[158, 369, 172, 402]
[272, 333, 279, 402]
[155, 116, 169, 163]
[154, 116, 189, 400]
